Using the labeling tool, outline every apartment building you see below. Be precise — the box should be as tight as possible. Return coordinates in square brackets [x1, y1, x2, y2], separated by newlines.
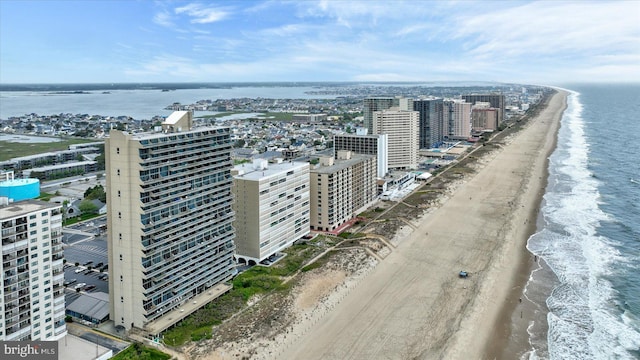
[444, 100, 472, 140]
[232, 159, 310, 265]
[310, 151, 377, 232]
[372, 108, 419, 170]
[333, 130, 388, 178]
[363, 97, 396, 135]
[472, 105, 499, 132]
[462, 94, 505, 126]
[106, 111, 236, 335]
[1, 185, 66, 340]
[413, 98, 445, 149]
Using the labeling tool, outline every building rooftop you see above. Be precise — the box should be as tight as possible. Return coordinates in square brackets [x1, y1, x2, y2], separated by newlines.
[233, 160, 308, 181]
[0, 199, 59, 218]
[311, 153, 375, 174]
[67, 292, 110, 322]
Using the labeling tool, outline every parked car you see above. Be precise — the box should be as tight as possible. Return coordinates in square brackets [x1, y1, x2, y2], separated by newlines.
[83, 261, 93, 266]
[98, 274, 108, 281]
[74, 268, 84, 273]
[63, 279, 77, 286]
[74, 283, 86, 290]
[83, 285, 96, 291]
[95, 262, 104, 268]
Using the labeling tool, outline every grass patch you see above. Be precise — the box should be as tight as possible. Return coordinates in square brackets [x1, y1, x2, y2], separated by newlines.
[337, 232, 366, 239]
[111, 343, 171, 360]
[36, 192, 55, 201]
[62, 213, 102, 226]
[0, 138, 98, 162]
[162, 243, 324, 347]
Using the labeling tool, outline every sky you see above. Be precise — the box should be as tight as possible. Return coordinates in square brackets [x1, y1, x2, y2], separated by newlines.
[1, 0, 639, 85]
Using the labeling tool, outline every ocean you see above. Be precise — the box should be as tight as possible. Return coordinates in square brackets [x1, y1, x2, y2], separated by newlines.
[526, 84, 640, 359]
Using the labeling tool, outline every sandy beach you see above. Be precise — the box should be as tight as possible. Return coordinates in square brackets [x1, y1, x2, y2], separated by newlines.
[185, 90, 568, 360]
[273, 90, 568, 360]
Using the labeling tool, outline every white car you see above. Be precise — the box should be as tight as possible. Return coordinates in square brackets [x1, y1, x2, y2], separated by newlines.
[74, 268, 84, 273]
[74, 283, 86, 290]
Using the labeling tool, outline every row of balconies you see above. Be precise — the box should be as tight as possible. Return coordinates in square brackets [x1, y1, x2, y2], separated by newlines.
[145, 215, 233, 256]
[144, 205, 233, 245]
[144, 186, 233, 213]
[142, 239, 234, 280]
[140, 164, 232, 192]
[142, 257, 234, 318]
[140, 148, 231, 170]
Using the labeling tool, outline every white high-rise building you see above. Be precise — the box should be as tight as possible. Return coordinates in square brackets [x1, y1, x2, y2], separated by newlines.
[1, 193, 67, 341]
[106, 111, 236, 336]
[372, 108, 419, 170]
[232, 159, 310, 265]
[333, 132, 388, 178]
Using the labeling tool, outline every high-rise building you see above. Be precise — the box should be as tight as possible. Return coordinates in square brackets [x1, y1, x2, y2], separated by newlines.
[106, 111, 236, 335]
[462, 94, 505, 126]
[413, 98, 445, 148]
[363, 97, 396, 135]
[232, 159, 310, 265]
[1, 175, 66, 341]
[310, 151, 377, 232]
[333, 131, 388, 178]
[471, 105, 498, 132]
[444, 100, 472, 140]
[372, 109, 419, 170]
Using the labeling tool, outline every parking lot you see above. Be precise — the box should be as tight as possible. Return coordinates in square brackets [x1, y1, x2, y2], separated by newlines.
[63, 216, 109, 303]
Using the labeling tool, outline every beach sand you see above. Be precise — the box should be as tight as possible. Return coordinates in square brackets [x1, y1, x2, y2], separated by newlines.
[274, 90, 568, 360]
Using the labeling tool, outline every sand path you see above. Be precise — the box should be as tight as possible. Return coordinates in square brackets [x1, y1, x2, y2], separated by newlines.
[281, 91, 567, 360]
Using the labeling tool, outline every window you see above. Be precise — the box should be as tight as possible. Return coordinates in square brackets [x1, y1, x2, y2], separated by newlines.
[116, 147, 120, 154]
[118, 212, 122, 219]
[118, 190, 121, 197]
[117, 169, 120, 176]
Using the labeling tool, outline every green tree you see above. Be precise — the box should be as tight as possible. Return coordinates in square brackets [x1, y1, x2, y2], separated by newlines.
[78, 200, 98, 215]
[84, 185, 106, 203]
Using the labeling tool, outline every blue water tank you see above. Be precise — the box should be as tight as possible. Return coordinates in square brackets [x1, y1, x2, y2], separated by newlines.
[0, 178, 40, 202]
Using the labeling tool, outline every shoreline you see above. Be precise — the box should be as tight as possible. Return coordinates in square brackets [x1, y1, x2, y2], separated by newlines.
[277, 89, 569, 360]
[485, 90, 568, 360]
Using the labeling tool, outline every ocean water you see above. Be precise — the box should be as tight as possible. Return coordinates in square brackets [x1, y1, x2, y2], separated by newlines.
[526, 84, 640, 359]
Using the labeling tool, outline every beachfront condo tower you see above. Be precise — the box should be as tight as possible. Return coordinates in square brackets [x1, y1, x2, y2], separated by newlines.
[372, 108, 419, 170]
[232, 159, 310, 265]
[444, 100, 473, 140]
[333, 130, 388, 178]
[106, 111, 236, 336]
[310, 151, 377, 232]
[413, 98, 445, 149]
[1, 174, 67, 341]
[462, 94, 505, 127]
[363, 97, 396, 135]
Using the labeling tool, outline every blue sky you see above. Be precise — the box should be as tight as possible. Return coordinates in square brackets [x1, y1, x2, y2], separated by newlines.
[1, 0, 639, 85]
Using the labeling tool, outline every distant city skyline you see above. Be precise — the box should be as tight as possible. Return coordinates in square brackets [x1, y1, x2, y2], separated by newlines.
[1, 0, 638, 85]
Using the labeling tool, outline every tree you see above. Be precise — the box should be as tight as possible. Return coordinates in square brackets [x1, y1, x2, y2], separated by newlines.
[84, 185, 106, 203]
[78, 200, 98, 215]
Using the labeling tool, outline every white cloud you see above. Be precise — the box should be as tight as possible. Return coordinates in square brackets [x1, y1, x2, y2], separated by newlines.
[174, 3, 229, 24]
[153, 11, 173, 27]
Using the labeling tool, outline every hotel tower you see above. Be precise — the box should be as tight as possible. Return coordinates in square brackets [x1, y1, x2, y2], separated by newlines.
[106, 111, 236, 336]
